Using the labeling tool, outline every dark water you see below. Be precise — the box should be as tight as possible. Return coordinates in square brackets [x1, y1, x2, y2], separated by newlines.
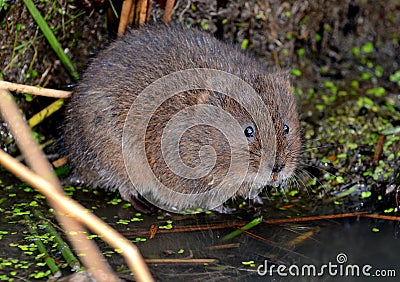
[0, 175, 399, 281]
[138, 217, 400, 281]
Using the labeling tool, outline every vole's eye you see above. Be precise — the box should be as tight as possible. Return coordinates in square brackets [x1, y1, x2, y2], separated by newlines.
[244, 126, 255, 138]
[283, 124, 290, 134]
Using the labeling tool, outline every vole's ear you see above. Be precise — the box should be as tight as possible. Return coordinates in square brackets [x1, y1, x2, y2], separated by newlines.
[255, 70, 291, 100]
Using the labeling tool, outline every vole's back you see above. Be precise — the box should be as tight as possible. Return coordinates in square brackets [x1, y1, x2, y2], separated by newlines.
[64, 25, 301, 212]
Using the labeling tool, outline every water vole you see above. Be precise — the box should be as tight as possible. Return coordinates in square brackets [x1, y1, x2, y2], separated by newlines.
[64, 25, 302, 213]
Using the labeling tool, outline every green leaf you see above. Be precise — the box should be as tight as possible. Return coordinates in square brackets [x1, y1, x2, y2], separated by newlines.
[350, 80, 359, 88]
[366, 87, 385, 97]
[241, 39, 249, 50]
[361, 191, 371, 199]
[200, 20, 209, 31]
[24, 94, 33, 102]
[384, 208, 394, 213]
[389, 70, 400, 85]
[361, 42, 374, 53]
[290, 68, 302, 76]
[360, 72, 372, 80]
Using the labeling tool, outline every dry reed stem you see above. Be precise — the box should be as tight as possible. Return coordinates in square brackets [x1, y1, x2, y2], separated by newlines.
[118, 0, 134, 36]
[0, 80, 71, 98]
[162, 0, 175, 23]
[146, 0, 153, 23]
[138, 0, 149, 24]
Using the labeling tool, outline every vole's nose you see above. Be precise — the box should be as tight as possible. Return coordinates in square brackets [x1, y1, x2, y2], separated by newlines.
[271, 163, 285, 181]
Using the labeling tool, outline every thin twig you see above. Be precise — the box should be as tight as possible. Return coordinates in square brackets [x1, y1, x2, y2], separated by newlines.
[285, 228, 319, 248]
[145, 258, 216, 264]
[0, 80, 71, 98]
[360, 213, 400, 221]
[373, 134, 385, 163]
[205, 243, 240, 250]
[124, 212, 372, 237]
[263, 212, 369, 224]
[121, 222, 244, 236]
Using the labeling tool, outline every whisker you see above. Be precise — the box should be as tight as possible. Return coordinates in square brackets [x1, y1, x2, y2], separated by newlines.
[301, 144, 336, 152]
[299, 160, 353, 179]
[295, 166, 331, 196]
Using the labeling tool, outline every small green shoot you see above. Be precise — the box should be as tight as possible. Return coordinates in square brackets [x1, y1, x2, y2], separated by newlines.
[241, 39, 249, 50]
[221, 217, 262, 241]
[22, 0, 79, 80]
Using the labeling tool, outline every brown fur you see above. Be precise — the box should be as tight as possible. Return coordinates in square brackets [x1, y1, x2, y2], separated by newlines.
[64, 25, 302, 212]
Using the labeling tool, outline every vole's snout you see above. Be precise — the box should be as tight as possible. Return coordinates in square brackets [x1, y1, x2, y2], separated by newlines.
[271, 163, 285, 181]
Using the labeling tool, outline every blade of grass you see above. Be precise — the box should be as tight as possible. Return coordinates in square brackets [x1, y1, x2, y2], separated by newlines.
[220, 217, 263, 241]
[14, 11, 85, 52]
[22, 0, 79, 80]
[33, 210, 81, 271]
[24, 214, 62, 279]
[108, 0, 119, 18]
[28, 98, 64, 128]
